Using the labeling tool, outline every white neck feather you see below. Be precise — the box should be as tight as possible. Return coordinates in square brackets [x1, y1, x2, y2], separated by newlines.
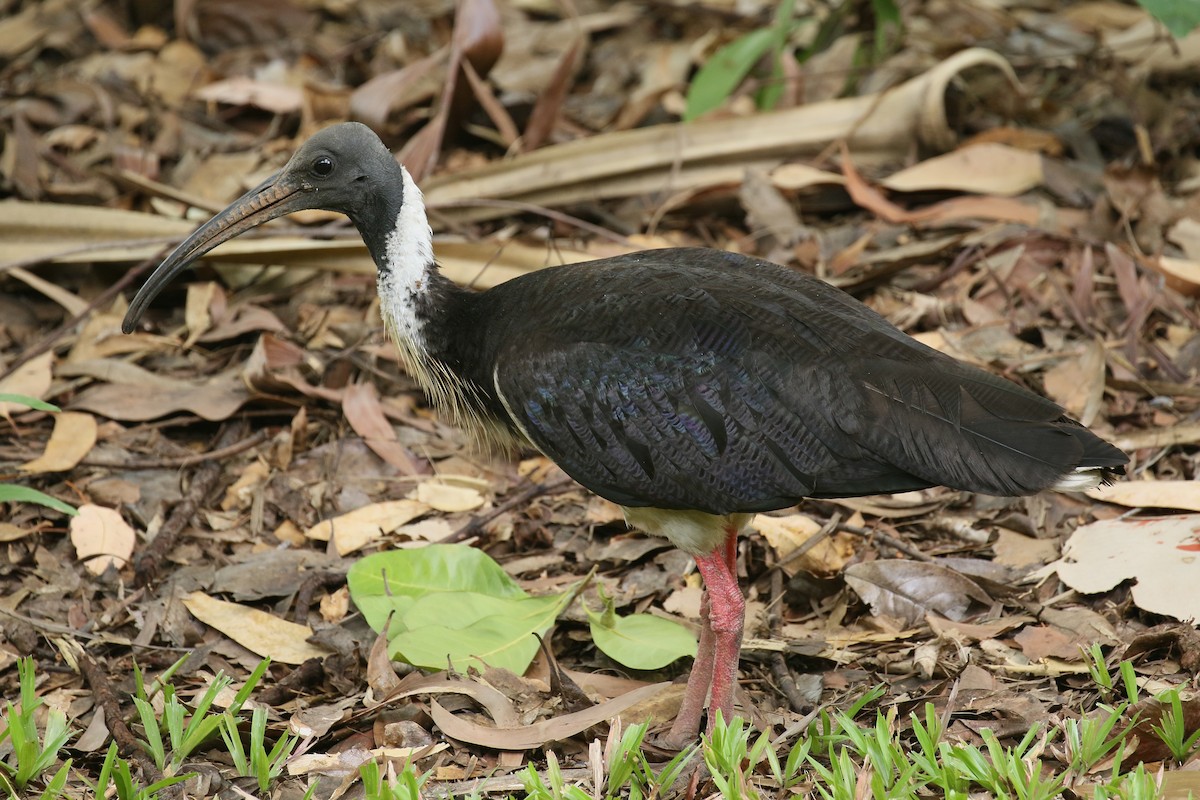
[379, 166, 434, 349]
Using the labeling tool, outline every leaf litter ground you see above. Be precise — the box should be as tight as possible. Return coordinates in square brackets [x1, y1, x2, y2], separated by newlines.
[1, 0, 1199, 797]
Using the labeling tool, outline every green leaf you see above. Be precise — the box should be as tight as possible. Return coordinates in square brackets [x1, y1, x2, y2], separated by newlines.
[347, 544, 526, 633]
[0, 394, 60, 412]
[586, 599, 697, 670]
[0, 485, 77, 516]
[870, 0, 903, 57]
[685, 28, 776, 121]
[756, 0, 799, 111]
[37, 760, 71, 800]
[390, 591, 572, 673]
[1137, 0, 1200, 38]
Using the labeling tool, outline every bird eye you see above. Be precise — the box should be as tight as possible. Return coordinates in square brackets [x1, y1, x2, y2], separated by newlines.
[311, 156, 334, 177]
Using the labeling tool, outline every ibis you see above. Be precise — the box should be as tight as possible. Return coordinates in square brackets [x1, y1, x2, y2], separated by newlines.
[122, 122, 1127, 744]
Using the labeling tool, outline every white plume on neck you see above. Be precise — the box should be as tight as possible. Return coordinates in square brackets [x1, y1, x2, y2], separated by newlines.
[379, 165, 434, 348]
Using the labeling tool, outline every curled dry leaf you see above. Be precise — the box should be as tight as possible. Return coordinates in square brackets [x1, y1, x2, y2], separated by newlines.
[844, 560, 993, 627]
[69, 504, 135, 575]
[182, 590, 334, 664]
[20, 411, 97, 473]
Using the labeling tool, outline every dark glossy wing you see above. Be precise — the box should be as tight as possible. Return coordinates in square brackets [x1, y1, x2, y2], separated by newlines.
[480, 248, 1123, 514]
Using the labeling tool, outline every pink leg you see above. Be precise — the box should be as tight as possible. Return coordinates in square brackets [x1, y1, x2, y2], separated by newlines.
[667, 591, 715, 745]
[697, 527, 744, 733]
[666, 525, 745, 743]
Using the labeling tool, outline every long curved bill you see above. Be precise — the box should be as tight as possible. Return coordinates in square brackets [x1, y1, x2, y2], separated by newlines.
[121, 171, 313, 334]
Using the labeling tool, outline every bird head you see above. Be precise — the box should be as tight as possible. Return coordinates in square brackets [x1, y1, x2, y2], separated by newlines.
[122, 122, 402, 334]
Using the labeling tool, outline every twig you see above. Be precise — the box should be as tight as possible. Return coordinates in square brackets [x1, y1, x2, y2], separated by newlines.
[81, 429, 272, 470]
[134, 422, 248, 586]
[836, 522, 933, 562]
[773, 512, 840, 572]
[443, 476, 576, 543]
[768, 570, 811, 714]
[79, 653, 168, 789]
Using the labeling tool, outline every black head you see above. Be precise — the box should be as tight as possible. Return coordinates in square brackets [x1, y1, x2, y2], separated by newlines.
[122, 122, 402, 333]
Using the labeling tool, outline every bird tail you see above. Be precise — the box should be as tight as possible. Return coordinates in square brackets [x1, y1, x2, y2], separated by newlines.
[1050, 423, 1127, 491]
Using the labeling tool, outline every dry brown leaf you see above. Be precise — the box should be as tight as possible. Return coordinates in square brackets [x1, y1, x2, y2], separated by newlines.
[1168, 217, 1200, 260]
[0, 0, 58, 59]
[844, 560, 993, 627]
[1013, 626, 1083, 661]
[349, 51, 447, 132]
[219, 461, 270, 512]
[183, 281, 220, 346]
[341, 382, 424, 475]
[0, 523, 35, 542]
[1107, 16, 1200, 75]
[304, 499, 430, 555]
[841, 152, 1067, 231]
[7, 266, 89, 316]
[1041, 339, 1106, 426]
[287, 747, 373, 778]
[1040, 607, 1118, 643]
[415, 478, 486, 513]
[1053, 515, 1200, 622]
[928, 614, 1034, 642]
[367, 626, 402, 698]
[522, 38, 580, 150]
[0, 351, 53, 415]
[193, 76, 303, 114]
[428, 681, 673, 750]
[753, 513, 851, 574]
[70, 366, 249, 421]
[182, 591, 333, 664]
[1113, 421, 1200, 452]
[198, 304, 286, 342]
[67, 314, 162, 362]
[384, 673, 521, 726]
[992, 529, 1060, 569]
[69, 504, 135, 575]
[740, 168, 806, 250]
[180, 151, 262, 205]
[769, 163, 845, 190]
[1153, 255, 1200, 296]
[20, 411, 97, 473]
[881, 143, 1044, 196]
[288, 745, 446, 777]
[1087, 481, 1200, 512]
